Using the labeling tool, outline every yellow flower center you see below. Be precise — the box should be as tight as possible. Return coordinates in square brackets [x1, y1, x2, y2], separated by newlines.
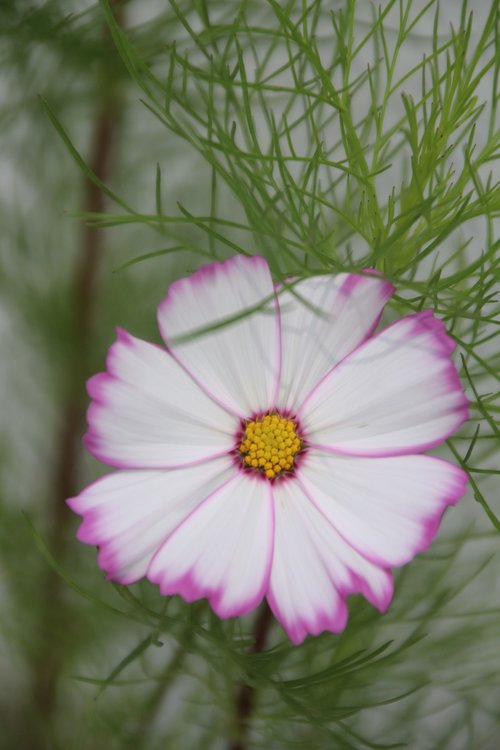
[239, 413, 302, 480]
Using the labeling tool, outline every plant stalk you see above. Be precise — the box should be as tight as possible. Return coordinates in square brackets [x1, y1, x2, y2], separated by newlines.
[228, 601, 274, 750]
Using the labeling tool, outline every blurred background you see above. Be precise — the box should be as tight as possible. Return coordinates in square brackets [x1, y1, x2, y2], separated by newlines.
[1, 1, 499, 749]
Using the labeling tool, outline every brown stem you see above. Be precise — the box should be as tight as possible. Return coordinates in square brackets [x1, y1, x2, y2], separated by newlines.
[228, 602, 274, 750]
[50, 102, 118, 558]
[30, 3, 124, 743]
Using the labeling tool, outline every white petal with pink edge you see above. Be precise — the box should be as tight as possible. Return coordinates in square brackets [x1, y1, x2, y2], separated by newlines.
[67, 456, 236, 584]
[268, 479, 393, 645]
[148, 472, 274, 618]
[276, 272, 394, 413]
[300, 310, 469, 457]
[298, 451, 467, 568]
[157, 255, 280, 417]
[85, 329, 237, 469]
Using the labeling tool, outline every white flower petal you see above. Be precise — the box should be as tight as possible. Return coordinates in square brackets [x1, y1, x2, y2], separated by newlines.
[298, 451, 467, 567]
[300, 310, 469, 456]
[277, 272, 394, 412]
[148, 472, 274, 618]
[268, 479, 393, 645]
[67, 457, 236, 584]
[85, 329, 237, 468]
[157, 255, 280, 417]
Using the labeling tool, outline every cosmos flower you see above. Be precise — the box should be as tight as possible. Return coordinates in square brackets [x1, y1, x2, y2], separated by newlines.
[68, 255, 469, 644]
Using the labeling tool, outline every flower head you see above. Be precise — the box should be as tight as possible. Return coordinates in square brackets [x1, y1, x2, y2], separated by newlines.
[68, 255, 469, 644]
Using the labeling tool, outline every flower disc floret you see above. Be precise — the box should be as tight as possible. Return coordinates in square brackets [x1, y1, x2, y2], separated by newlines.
[239, 413, 302, 479]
